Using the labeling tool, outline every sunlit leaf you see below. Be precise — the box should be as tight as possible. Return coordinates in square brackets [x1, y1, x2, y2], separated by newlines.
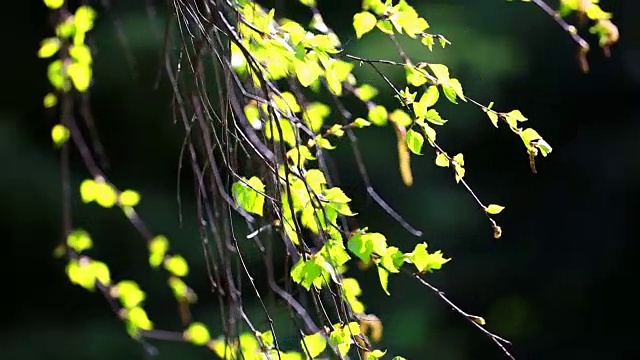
[301, 332, 326, 358]
[485, 204, 505, 215]
[232, 176, 266, 216]
[184, 323, 211, 345]
[405, 128, 424, 155]
[353, 12, 378, 38]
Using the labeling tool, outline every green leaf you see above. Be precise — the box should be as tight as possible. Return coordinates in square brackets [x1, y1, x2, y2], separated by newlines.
[127, 306, 153, 330]
[405, 128, 424, 155]
[368, 105, 388, 126]
[291, 258, 323, 290]
[119, 190, 140, 207]
[67, 229, 93, 253]
[389, 109, 413, 127]
[298, 0, 317, 7]
[429, 63, 450, 83]
[294, 59, 322, 87]
[448, 78, 466, 101]
[67, 62, 92, 92]
[417, 122, 436, 143]
[468, 315, 486, 326]
[367, 349, 387, 360]
[353, 12, 378, 38]
[435, 152, 449, 167]
[505, 109, 528, 129]
[353, 117, 371, 128]
[149, 235, 169, 268]
[324, 187, 351, 203]
[74, 6, 97, 33]
[301, 332, 327, 358]
[408, 243, 450, 273]
[421, 35, 434, 50]
[43, 93, 58, 108]
[265, 119, 296, 147]
[519, 128, 541, 150]
[485, 204, 505, 214]
[184, 323, 211, 345]
[44, 0, 64, 9]
[302, 102, 331, 133]
[376, 19, 394, 35]
[425, 109, 447, 125]
[423, 85, 440, 107]
[164, 255, 189, 277]
[51, 124, 70, 147]
[305, 169, 327, 194]
[486, 111, 499, 128]
[442, 83, 458, 104]
[354, 84, 378, 101]
[380, 246, 404, 273]
[114, 281, 146, 308]
[537, 138, 553, 157]
[232, 176, 266, 216]
[406, 66, 428, 87]
[377, 266, 390, 295]
[348, 232, 387, 264]
[38, 37, 61, 58]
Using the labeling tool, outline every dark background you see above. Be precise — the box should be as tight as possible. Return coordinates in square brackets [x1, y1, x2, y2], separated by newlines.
[2, 1, 639, 359]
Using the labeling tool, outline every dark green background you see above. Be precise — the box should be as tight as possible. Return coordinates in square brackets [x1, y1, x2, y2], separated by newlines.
[2, 1, 639, 359]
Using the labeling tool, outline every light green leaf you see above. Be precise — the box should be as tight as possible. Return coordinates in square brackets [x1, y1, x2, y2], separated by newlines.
[377, 266, 390, 295]
[429, 63, 450, 83]
[184, 323, 211, 345]
[367, 349, 387, 359]
[164, 255, 189, 277]
[406, 128, 424, 155]
[231, 176, 266, 216]
[442, 83, 458, 104]
[301, 332, 327, 358]
[44, 0, 64, 9]
[406, 66, 428, 87]
[38, 38, 61, 58]
[294, 59, 322, 87]
[353, 12, 378, 38]
[265, 119, 297, 146]
[368, 105, 388, 126]
[389, 109, 412, 127]
[354, 84, 378, 101]
[485, 204, 505, 215]
[408, 243, 450, 273]
[519, 128, 541, 150]
[435, 152, 449, 167]
[425, 109, 447, 125]
[486, 111, 499, 128]
[67, 229, 92, 253]
[302, 102, 331, 133]
[51, 124, 70, 147]
[353, 117, 371, 128]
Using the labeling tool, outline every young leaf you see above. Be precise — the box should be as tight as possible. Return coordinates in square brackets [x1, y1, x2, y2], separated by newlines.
[405, 128, 424, 155]
[435, 152, 449, 167]
[232, 176, 266, 216]
[368, 105, 388, 126]
[428, 63, 450, 83]
[377, 266, 390, 295]
[486, 111, 499, 128]
[425, 109, 447, 125]
[485, 204, 505, 215]
[353, 12, 377, 38]
[301, 332, 327, 358]
[184, 323, 211, 345]
[448, 78, 466, 101]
